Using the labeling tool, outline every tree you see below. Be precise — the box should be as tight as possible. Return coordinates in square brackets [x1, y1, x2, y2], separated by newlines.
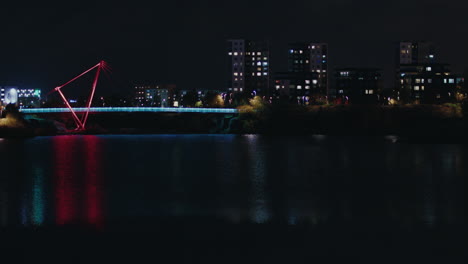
[182, 90, 198, 107]
[203, 91, 224, 108]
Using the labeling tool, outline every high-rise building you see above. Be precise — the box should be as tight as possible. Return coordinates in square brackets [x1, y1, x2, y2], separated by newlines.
[134, 84, 177, 107]
[288, 42, 328, 97]
[227, 39, 270, 95]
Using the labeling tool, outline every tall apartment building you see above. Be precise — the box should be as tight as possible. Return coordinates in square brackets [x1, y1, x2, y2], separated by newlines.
[227, 39, 270, 95]
[288, 42, 328, 97]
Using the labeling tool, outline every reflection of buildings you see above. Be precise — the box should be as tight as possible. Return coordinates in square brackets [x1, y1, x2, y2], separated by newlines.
[134, 84, 177, 107]
[227, 39, 271, 95]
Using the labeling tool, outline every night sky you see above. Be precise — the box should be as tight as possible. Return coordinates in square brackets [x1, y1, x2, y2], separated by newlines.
[1, 1, 467, 98]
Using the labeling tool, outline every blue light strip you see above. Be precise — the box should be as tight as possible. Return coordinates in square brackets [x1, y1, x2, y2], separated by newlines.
[20, 107, 239, 114]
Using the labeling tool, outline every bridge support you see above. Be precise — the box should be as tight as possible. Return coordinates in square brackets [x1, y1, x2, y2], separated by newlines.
[50, 61, 107, 131]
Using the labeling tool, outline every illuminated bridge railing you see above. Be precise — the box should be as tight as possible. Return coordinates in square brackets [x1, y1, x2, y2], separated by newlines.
[20, 107, 239, 114]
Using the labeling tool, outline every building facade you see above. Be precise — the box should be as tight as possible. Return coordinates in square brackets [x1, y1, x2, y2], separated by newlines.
[273, 72, 319, 104]
[18, 89, 42, 108]
[0, 86, 18, 106]
[134, 84, 177, 107]
[335, 68, 383, 104]
[288, 42, 328, 98]
[398, 64, 457, 104]
[395, 41, 460, 103]
[227, 39, 270, 95]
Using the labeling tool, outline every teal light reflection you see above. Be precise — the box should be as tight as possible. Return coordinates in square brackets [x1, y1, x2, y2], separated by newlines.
[31, 167, 45, 226]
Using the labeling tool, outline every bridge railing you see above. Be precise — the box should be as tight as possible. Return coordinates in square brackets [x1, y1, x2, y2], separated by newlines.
[20, 107, 239, 114]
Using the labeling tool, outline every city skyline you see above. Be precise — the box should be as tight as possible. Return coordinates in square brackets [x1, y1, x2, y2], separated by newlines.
[1, 1, 467, 94]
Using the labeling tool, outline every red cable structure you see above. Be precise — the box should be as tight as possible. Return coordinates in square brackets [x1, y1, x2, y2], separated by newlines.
[50, 61, 108, 131]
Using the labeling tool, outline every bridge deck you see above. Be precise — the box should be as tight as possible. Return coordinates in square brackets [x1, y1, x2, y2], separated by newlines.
[20, 107, 239, 114]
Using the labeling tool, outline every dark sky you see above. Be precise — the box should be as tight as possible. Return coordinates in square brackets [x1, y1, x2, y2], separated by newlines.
[1, 0, 467, 98]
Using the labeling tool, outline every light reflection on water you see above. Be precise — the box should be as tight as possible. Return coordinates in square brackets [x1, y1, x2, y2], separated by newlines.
[0, 135, 465, 229]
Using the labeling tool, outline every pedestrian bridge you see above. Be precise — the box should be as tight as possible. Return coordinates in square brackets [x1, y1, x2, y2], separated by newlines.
[20, 107, 239, 114]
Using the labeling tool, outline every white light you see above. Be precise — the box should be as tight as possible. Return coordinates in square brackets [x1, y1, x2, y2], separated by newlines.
[312, 80, 318, 84]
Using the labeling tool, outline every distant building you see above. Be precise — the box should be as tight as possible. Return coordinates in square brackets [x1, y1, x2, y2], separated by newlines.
[393, 41, 460, 103]
[0, 86, 18, 106]
[227, 39, 271, 95]
[177, 89, 222, 107]
[18, 89, 41, 108]
[398, 64, 458, 104]
[288, 42, 328, 98]
[134, 84, 177, 107]
[397, 41, 437, 65]
[273, 72, 319, 105]
[335, 68, 383, 104]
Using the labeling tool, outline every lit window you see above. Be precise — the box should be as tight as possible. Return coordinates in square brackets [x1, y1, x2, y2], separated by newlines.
[262, 62, 268, 66]
[305, 80, 310, 84]
[339, 90, 343, 94]
[299, 50, 303, 54]
[257, 52, 261, 56]
[275, 85, 280, 89]
[297, 85, 302, 89]
[257, 72, 261, 76]
[369, 90, 374, 94]
[305, 86, 310, 89]
[414, 86, 420, 91]
[415, 79, 421, 84]
[426, 67, 432, 71]
[263, 57, 268, 60]
[428, 79, 432, 83]
[312, 80, 318, 84]
[289, 49, 294, 54]
[233, 72, 238, 76]
[228, 52, 232, 55]
[444, 79, 447, 84]
[317, 69, 321, 73]
[340, 72, 349, 77]
[421, 86, 425, 91]
[449, 79, 455, 83]
[233, 52, 238, 56]
[311, 46, 315, 49]
[263, 72, 268, 76]
[429, 54, 434, 59]
[257, 62, 262, 66]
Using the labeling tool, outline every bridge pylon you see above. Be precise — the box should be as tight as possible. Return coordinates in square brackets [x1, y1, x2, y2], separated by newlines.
[50, 61, 107, 131]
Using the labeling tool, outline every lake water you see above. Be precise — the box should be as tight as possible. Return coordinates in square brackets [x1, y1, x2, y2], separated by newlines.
[0, 134, 465, 229]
